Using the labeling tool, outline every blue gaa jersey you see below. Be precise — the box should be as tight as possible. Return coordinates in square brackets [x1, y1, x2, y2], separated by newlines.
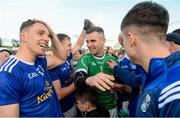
[118, 55, 145, 77]
[117, 55, 146, 116]
[0, 56, 63, 117]
[136, 51, 180, 117]
[49, 52, 75, 113]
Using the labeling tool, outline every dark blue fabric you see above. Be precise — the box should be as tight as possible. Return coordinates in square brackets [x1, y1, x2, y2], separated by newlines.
[114, 56, 146, 116]
[136, 51, 180, 116]
[166, 33, 180, 45]
[49, 52, 75, 113]
[0, 56, 63, 117]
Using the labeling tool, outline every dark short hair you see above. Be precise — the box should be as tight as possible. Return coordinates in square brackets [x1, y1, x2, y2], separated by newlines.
[56, 33, 70, 42]
[20, 19, 41, 32]
[121, 1, 169, 34]
[172, 28, 180, 35]
[166, 33, 180, 45]
[76, 86, 97, 106]
[86, 26, 104, 36]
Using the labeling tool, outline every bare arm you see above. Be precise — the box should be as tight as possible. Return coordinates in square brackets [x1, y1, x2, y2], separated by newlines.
[41, 21, 67, 69]
[74, 71, 115, 91]
[52, 80, 76, 100]
[85, 72, 115, 91]
[72, 19, 95, 54]
[71, 30, 86, 55]
[0, 103, 19, 117]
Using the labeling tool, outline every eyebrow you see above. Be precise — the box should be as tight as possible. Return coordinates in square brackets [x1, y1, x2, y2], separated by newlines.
[37, 29, 49, 35]
[86, 39, 96, 42]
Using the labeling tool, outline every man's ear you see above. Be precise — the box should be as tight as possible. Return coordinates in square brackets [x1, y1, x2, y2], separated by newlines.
[102, 37, 106, 43]
[19, 32, 26, 42]
[128, 32, 136, 46]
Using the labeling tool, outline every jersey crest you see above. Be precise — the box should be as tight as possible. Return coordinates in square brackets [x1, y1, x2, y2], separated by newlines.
[141, 94, 151, 112]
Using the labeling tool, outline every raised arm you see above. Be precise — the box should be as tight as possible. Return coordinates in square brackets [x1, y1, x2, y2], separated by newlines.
[41, 21, 67, 69]
[72, 19, 95, 54]
[71, 30, 86, 55]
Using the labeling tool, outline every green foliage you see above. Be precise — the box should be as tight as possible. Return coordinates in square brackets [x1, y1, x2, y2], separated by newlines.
[11, 39, 20, 47]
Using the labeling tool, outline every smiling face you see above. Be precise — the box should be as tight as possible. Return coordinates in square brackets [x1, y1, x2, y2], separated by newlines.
[20, 23, 50, 56]
[61, 37, 72, 56]
[86, 32, 105, 57]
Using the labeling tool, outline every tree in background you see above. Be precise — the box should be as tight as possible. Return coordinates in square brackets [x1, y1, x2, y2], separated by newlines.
[0, 37, 2, 47]
[11, 39, 20, 47]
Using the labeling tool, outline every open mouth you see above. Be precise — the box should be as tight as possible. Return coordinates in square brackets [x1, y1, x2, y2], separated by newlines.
[39, 43, 48, 50]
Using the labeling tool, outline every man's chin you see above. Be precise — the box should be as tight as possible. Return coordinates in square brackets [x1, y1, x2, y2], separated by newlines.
[37, 52, 46, 56]
[89, 51, 95, 55]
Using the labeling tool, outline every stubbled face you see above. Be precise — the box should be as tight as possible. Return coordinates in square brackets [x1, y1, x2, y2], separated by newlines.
[76, 100, 88, 112]
[61, 38, 72, 56]
[86, 32, 105, 56]
[0, 51, 11, 65]
[21, 23, 50, 56]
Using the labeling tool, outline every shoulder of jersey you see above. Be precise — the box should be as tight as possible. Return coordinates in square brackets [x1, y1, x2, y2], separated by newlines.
[0, 56, 19, 73]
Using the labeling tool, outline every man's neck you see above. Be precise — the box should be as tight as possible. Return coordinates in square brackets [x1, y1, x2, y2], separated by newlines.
[138, 47, 171, 73]
[16, 46, 36, 63]
[93, 51, 105, 58]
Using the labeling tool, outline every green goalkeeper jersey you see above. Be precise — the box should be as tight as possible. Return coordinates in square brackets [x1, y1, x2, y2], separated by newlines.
[76, 53, 118, 109]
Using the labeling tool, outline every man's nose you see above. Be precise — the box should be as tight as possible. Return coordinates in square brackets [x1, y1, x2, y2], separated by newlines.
[44, 35, 50, 42]
[87, 42, 92, 47]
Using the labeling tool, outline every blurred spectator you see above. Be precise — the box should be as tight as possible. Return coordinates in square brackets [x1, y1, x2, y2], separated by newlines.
[114, 51, 123, 59]
[0, 48, 11, 66]
[106, 46, 114, 55]
[172, 28, 180, 34]
[166, 33, 180, 53]
[106, 46, 117, 59]
[73, 49, 83, 62]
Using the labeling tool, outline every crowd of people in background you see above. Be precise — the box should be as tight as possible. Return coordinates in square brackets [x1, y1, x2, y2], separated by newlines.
[0, 1, 180, 117]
